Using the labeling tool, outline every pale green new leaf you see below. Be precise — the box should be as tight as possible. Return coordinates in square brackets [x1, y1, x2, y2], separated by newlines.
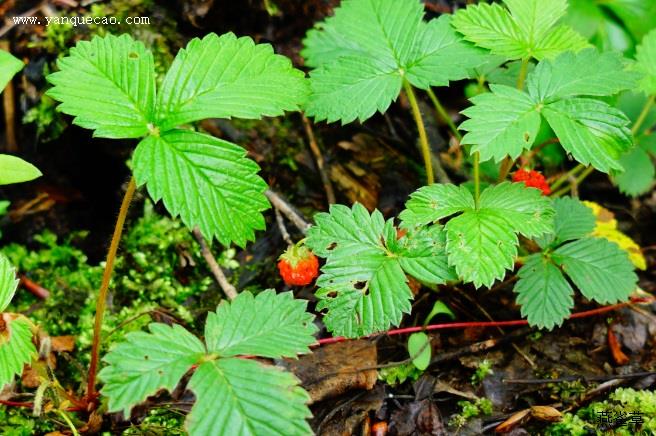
[187, 358, 311, 436]
[99, 323, 206, 416]
[302, 1, 486, 123]
[157, 33, 308, 130]
[47, 34, 155, 138]
[399, 184, 474, 228]
[542, 98, 633, 173]
[0, 155, 42, 185]
[132, 129, 269, 247]
[452, 0, 589, 61]
[515, 254, 574, 329]
[0, 255, 18, 312]
[553, 238, 637, 303]
[613, 146, 655, 196]
[527, 49, 638, 102]
[307, 203, 452, 337]
[0, 319, 36, 388]
[460, 84, 541, 163]
[0, 49, 23, 91]
[408, 333, 431, 370]
[636, 28, 656, 96]
[204, 290, 316, 359]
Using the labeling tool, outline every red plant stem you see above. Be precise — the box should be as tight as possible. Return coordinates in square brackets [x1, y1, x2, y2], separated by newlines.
[312, 297, 653, 347]
[19, 275, 50, 299]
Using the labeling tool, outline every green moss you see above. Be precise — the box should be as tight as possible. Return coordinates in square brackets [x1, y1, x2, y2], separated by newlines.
[121, 406, 186, 435]
[378, 362, 423, 386]
[23, 94, 68, 143]
[0, 406, 56, 435]
[449, 398, 493, 429]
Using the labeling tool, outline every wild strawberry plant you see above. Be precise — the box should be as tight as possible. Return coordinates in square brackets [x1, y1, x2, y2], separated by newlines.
[302, 0, 640, 338]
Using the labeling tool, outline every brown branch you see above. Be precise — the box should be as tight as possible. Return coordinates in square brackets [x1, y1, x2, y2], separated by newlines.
[265, 189, 311, 235]
[302, 114, 336, 205]
[192, 228, 238, 301]
[0, 40, 17, 152]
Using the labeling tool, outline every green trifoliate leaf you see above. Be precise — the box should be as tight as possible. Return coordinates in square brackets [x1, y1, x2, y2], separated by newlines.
[0, 255, 18, 312]
[553, 238, 637, 304]
[514, 254, 574, 330]
[0, 318, 36, 388]
[187, 358, 312, 436]
[460, 84, 541, 163]
[47, 34, 156, 139]
[538, 197, 595, 248]
[0, 155, 42, 185]
[452, 0, 589, 61]
[542, 98, 633, 173]
[613, 146, 655, 196]
[306, 203, 452, 337]
[302, 0, 486, 123]
[527, 49, 638, 102]
[99, 323, 206, 417]
[132, 129, 269, 247]
[400, 182, 554, 288]
[0, 49, 23, 91]
[204, 290, 317, 359]
[408, 333, 431, 371]
[636, 28, 656, 96]
[156, 33, 308, 131]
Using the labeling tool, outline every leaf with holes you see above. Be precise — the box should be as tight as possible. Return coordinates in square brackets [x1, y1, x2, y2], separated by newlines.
[302, 0, 486, 123]
[132, 129, 269, 247]
[306, 203, 453, 337]
[47, 34, 156, 138]
[100, 291, 316, 435]
[452, 0, 589, 61]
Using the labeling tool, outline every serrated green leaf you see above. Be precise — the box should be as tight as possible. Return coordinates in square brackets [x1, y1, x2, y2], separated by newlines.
[399, 184, 474, 228]
[553, 238, 637, 304]
[636, 28, 656, 96]
[99, 323, 206, 417]
[461, 84, 541, 163]
[0, 319, 36, 388]
[542, 98, 633, 173]
[408, 333, 431, 370]
[0, 255, 18, 312]
[613, 146, 655, 196]
[204, 290, 316, 359]
[479, 182, 555, 238]
[396, 225, 457, 284]
[157, 33, 308, 130]
[446, 209, 518, 288]
[515, 254, 574, 329]
[0, 155, 42, 185]
[452, 0, 589, 61]
[541, 197, 596, 248]
[0, 49, 23, 91]
[486, 60, 536, 87]
[187, 358, 312, 436]
[47, 34, 155, 139]
[132, 129, 269, 247]
[302, 1, 486, 123]
[307, 203, 452, 337]
[527, 49, 638, 102]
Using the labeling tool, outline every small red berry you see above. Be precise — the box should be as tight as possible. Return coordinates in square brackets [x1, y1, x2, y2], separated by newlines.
[512, 168, 551, 195]
[278, 244, 319, 286]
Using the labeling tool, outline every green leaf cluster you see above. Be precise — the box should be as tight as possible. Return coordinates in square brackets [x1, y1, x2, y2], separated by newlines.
[301, 0, 487, 123]
[515, 197, 637, 329]
[100, 290, 316, 436]
[460, 49, 638, 172]
[0, 255, 37, 388]
[306, 203, 455, 338]
[47, 33, 308, 246]
[400, 182, 554, 288]
[452, 0, 589, 61]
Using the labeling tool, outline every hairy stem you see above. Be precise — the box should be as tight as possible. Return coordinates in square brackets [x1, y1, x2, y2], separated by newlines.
[552, 166, 594, 197]
[517, 57, 529, 90]
[632, 94, 655, 135]
[87, 177, 136, 403]
[426, 87, 462, 142]
[473, 151, 481, 208]
[404, 80, 434, 185]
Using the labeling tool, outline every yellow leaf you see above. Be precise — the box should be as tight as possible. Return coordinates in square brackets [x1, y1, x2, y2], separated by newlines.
[582, 201, 646, 270]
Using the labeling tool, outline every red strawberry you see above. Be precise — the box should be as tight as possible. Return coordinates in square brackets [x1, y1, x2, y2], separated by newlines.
[512, 168, 551, 195]
[278, 244, 319, 286]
